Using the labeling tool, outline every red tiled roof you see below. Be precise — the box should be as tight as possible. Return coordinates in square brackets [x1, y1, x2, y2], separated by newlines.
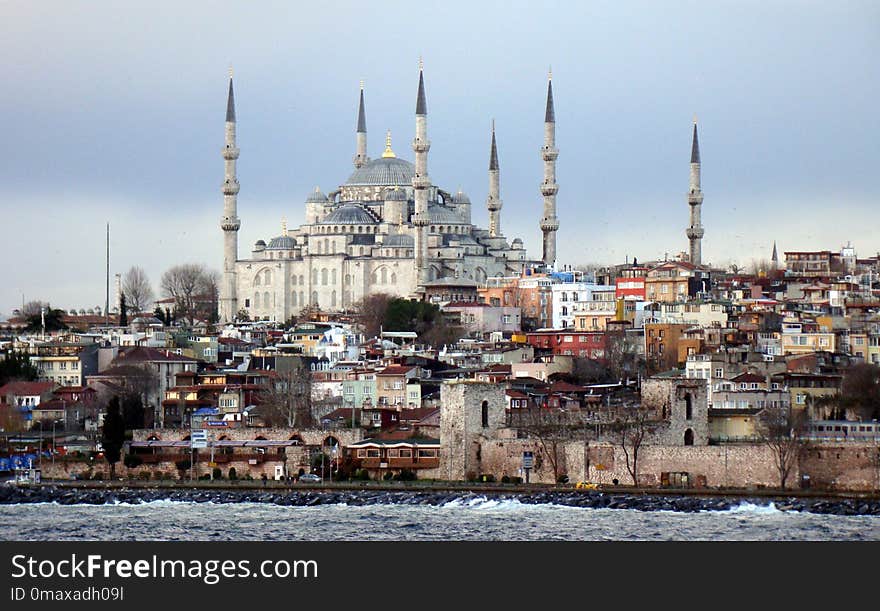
[0, 381, 57, 397]
[115, 346, 198, 364]
[377, 365, 415, 376]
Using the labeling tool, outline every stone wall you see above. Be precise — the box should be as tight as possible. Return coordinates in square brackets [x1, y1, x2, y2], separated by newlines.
[132, 427, 363, 447]
[801, 443, 880, 491]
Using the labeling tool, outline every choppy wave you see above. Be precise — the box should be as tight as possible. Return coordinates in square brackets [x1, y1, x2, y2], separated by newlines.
[723, 501, 783, 515]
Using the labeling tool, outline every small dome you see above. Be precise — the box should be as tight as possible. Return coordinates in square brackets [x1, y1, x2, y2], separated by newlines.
[346, 157, 415, 186]
[267, 235, 297, 249]
[383, 187, 408, 201]
[321, 204, 379, 225]
[254, 240, 267, 251]
[452, 190, 471, 204]
[428, 204, 461, 224]
[383, 234, 414, 247]
[306, 187, 329, 204]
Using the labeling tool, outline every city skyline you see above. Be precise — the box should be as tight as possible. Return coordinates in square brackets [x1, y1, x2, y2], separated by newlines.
[2, 1, 878, 315]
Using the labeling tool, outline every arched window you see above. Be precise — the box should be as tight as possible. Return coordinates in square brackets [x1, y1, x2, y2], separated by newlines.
[331, 269, 337, 285]
[358, 226, 363, 234]
[312, 268, 318, 284]
[359, 247, 364, 256]
[264, 270, 272, 285]
[391, 273, 397, 284]
[325, 238, 330, 254]
[291, 275, 297, 286]
[344, 274, 351, 285]
[292, 292, 298, 307]
[263, 291, 270, 308]
[311, 291, 318, 306]
[331, 290, 337, 308]
[299, 275, 304, 285]
[254, 293, 261, 308]
[316, 241, 322, 254]
[481, 400, 489, 428]
[254, 274, 261, 287]
[380, 267, 387, 284]
[684, 429, 694, 446]
[321, 268, 328, 285]
[299, 291, 304, 306]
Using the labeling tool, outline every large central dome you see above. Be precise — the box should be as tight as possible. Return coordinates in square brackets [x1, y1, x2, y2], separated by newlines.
[345, 157, 415, 186]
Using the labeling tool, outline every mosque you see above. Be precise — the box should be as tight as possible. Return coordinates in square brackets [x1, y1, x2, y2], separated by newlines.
[218, 64, 560, 323]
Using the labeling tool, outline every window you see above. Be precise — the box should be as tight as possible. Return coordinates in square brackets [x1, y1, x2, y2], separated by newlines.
[482, 400, 489, 428]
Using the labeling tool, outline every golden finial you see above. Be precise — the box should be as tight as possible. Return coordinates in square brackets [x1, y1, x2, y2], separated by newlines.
[281, 217, 288, 237]
[693, 113, 698, 124]
[382, 130, 396, 158]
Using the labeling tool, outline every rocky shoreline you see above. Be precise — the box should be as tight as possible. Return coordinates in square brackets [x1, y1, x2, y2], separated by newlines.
[2, 484, 879, 516]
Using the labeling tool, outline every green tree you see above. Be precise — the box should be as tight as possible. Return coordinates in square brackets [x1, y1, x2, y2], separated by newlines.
[0, 352, 39, 386]
[24, 306, 68, 333]
[101, 396, 126, 479]
[119, 293, 128, 327]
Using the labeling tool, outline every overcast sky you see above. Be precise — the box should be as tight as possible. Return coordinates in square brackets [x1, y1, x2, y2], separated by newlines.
[1, 0, 878, 316]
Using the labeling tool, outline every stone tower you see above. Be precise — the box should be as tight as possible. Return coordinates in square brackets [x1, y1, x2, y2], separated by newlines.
[412, 61, 431, 287]
[686, 119, 705, 266]
[487, 121, 503, 237]
[540, 71, 559, 269]
[354, 81, 369, 169]
[220, 73, 241, 323]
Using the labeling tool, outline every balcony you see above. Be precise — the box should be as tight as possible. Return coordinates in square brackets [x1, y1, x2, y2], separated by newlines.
[357, 457, 440, 470]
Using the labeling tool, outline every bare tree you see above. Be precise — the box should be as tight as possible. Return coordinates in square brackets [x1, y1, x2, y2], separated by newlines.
[508, 407, 578, 483]
[160, 263, 219, 325]
[353, 292, 393, 338]
[256, 363, 314, 428]
[758, 404, 807, 489]
[122, 266, 154, 313]
[612, 408, 658, 486]
[20, 300, 49, 317]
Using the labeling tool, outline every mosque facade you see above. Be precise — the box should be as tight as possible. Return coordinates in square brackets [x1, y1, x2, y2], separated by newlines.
[219, 65, 560, 323]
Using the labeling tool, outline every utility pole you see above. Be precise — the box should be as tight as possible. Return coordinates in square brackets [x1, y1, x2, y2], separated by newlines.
[105, 222, 110, 325]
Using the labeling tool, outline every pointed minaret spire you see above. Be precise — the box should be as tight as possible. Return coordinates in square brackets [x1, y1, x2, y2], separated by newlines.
[226, 72, 236, 123]
[412, 58, 431, 288]
[487, 120, 503, 237]
[771, 241, 779, 270]
[540, 69, 560, 269]
[416, 59, 427, 116]
[686, 117, 705, 266]
[354, 81, 369, 169]
[220, 70, 241, 324]
[489, 120, 499, 171]
[544, 68, 555, 124]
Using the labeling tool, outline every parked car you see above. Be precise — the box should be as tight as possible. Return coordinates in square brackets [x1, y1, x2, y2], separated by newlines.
[575, 481, 599, 491]
[298, 473, 322, 483]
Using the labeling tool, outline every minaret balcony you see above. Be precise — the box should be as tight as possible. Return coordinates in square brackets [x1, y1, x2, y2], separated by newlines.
[541, 146, 558, 161]
[412, 176, 432, 189]
[221, 217, 241, 231]
[540, 217, 560, 232]
[222, 146, 240, 160]
[411, 139, 431, 153]
[540, 184, 558, 197]
[686, 227, 704, 240]
[222, 180, 240, 195]
[688, 193, 703, 204]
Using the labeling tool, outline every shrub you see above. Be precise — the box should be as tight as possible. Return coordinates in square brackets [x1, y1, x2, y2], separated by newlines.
[153, 471, 167, 481]
[138, 471, 151, 481]
[480, 474, 496, 483]
[244, 474, 254, 481]
[355, 469, 370, 481]
[78, 470, 93, 481]
[557, 474, 570, 484]
[198, 474, 211, 481]
[465, 471, 478, 482]
[92, 472, 104, 481]
[228, 467, 237, 480]
[123, 454, 143, 469]
[510, 476, 523, 484]
[212, 467, 222, 480]
[383, 471, 393, 480]
[396, 469, 417, 481]
[175, 459, 191, 472]
[501, 475, 511, 484]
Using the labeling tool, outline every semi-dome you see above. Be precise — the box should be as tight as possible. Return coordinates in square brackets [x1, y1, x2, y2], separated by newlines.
[305, 187, 329, 203]
[382, 234, 415, 247]
[267, 235, 297, 249]
[321, 204, 379, 225]
[428, 204, 461, 224]
[382, 187, 408, 201]
[345, 157, 415, 186]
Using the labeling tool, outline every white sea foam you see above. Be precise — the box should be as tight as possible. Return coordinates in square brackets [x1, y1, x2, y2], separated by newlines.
[723, 501, 782, 515]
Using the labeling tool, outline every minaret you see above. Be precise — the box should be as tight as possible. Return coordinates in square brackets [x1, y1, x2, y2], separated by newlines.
[220, 71, 241, 323]
[354, 81, 369, 169]
[686, 117, 705, 266]
[487, 120, 503, 237]
[540, 69, 560, 268]
[412, 59, 431, 287]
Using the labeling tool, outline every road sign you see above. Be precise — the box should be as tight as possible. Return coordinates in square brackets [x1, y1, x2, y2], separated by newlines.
[522, 451, 534, 469]
[191, 430, 208, 448]
[191, 440, 208, 449]
[206, 420, 228, 427]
